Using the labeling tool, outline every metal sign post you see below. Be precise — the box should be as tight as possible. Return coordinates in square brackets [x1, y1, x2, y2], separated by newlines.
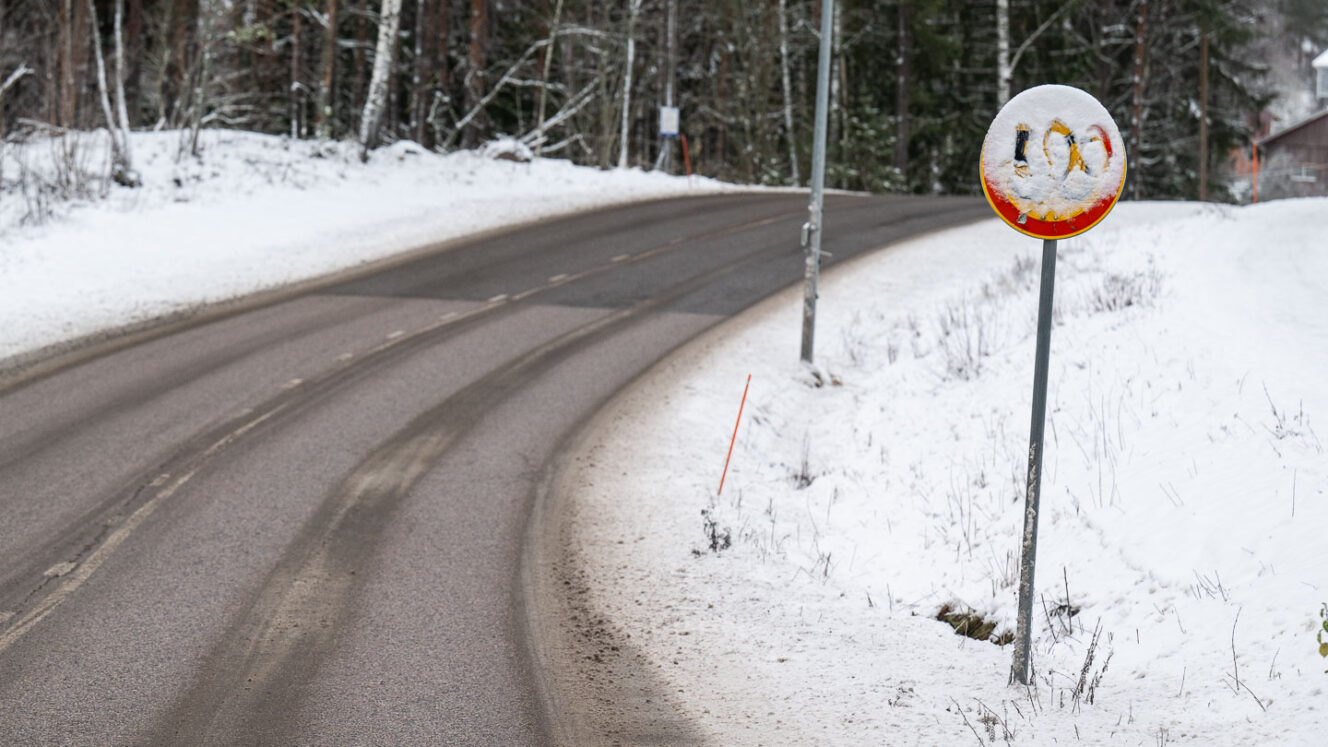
[1011, 236, 1057, 685]
[979, 85, 1126, 686]
[800, 0, 834, 364]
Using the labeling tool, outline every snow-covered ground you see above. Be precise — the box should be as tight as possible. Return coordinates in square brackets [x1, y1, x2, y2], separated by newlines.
[0, 129, 730, 368]
[561, 198, 1328, 744]
[5, 128, 1325, 744]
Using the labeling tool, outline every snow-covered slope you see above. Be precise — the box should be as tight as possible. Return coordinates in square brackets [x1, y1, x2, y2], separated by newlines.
[562, 198, 1328, 744]
[0, 129, 731, 366]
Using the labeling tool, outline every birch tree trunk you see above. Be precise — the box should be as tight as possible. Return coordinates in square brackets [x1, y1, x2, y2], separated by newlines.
[778, 0, 799, 185]
[88, 0, 137, 185]
[113, 0, 134, 141]
[359, 0, 403, 160]
[617, 0, 641, 169]
[290, 0, 303, 138]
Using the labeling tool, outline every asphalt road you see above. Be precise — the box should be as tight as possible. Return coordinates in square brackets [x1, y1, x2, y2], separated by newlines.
[0, 192, 987, 744]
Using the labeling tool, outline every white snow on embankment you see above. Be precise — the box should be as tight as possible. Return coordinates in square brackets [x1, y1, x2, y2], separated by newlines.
[0, 129, 731, 366]
[562, 198, 1328, 744]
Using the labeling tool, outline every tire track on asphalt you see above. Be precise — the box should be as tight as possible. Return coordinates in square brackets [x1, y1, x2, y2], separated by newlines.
[0, 203, 806, 659]
[144, 215, 803, 745]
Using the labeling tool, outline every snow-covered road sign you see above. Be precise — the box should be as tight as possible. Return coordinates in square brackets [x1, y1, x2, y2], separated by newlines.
[980, 85, 1125, 239]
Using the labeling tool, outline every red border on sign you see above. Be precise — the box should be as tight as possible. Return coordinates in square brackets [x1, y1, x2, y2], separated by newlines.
[979, 145, 1127, 240]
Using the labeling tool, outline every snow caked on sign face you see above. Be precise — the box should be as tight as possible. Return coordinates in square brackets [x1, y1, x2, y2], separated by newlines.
[980, 85, 1126, 239]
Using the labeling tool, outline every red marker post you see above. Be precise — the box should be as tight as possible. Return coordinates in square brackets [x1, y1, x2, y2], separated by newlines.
[717, 374, 751, 496]
[980, 85, 1125, 686]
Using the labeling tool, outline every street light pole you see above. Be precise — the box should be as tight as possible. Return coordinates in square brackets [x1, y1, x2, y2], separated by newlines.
[800, 0, 834, 364]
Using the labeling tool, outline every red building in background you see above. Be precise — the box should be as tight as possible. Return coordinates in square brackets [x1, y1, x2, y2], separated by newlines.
[1253, 50, 1328, 201]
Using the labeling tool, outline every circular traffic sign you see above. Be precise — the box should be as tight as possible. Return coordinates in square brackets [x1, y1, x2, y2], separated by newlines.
[980, 85, 1126, 239]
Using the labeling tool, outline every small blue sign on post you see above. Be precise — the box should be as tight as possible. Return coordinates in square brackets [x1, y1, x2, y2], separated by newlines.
[659, 106, 680, 139]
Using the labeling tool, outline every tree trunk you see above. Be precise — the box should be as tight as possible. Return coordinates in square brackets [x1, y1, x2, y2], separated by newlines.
[186, 0, 215, 156]
[291, 0, 303, 138]
[1130, 0, 1148, 199]
[997, 0, 1010, 105]
[778, 0, 799, 185]
[88, 0, 136, 184]
[830, 0, 843, 161]
[1198, 29, 1209, 201]
[125, 0, 143, 123]
[112, 0, 136, 181]
[618, 0, 641, 169]
[353, 0, 369, 124]
[59, 0, 76, 128]
[359, 0, 403, 159]
[534, 0, 565, 156]
[410, 0, 431, 144]
[432, 0, 450, 146]
[316, 0, 338, 138]
[463, 0, 487, 148]
[894, 0, 911, 183]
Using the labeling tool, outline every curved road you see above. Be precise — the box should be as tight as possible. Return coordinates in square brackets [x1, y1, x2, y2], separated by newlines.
[0, 193, 985, 744]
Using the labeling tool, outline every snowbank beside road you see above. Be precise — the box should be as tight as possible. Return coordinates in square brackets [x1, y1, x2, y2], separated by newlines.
[0, 129, 731, 367]
[562, 198, 1328, 744]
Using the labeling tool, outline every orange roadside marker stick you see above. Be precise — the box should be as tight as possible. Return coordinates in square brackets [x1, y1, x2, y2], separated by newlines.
[717, 374, 752, 496]
[1252, 141, 1259, 204]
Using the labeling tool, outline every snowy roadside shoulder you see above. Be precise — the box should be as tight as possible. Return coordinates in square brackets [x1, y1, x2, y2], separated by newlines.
[0, 129, 736, 366]
[561, 199, 1328, 744]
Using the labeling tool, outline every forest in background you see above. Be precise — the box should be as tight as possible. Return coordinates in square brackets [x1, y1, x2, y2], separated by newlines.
[1, 0, 1327, 202]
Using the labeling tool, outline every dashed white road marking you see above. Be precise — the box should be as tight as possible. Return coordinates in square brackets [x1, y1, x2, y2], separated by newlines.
[0, 464, 202, 654]
[44, 562, 76, 578]
[0, 225, 726, 652]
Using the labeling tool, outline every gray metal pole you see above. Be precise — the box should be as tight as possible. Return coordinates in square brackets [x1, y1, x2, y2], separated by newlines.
[800, 0, 834, 364]
[1011, 237, 1058, 686]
